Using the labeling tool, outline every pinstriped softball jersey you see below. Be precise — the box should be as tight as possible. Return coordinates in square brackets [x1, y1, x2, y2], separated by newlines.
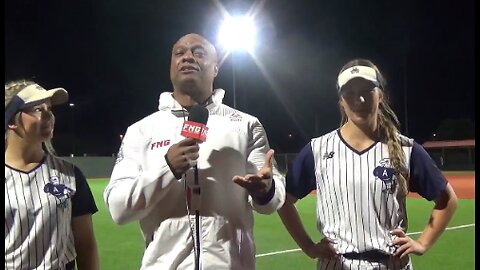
[5, 154, 98, 270]
[286, 129, 448, 270]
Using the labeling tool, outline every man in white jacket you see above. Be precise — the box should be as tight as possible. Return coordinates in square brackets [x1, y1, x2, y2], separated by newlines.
[104, 33, 286, 270]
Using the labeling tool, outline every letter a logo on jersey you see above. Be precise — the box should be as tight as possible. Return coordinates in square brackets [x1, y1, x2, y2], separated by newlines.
[44, 176, 74, 208]
[372, 158, 397, 194]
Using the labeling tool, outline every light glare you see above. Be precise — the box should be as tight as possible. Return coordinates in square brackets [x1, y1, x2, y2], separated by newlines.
[218, 16, 256, 52]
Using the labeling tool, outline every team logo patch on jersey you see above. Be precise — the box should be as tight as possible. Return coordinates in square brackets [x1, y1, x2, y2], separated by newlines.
[323, 151, 335, 159]
[373, 158, 397, 194]
[229, 112, 242, 122]
[44, 176, 74, 208]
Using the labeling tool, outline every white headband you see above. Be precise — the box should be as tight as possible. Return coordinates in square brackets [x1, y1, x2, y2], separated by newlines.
[337, 66, 379, 91]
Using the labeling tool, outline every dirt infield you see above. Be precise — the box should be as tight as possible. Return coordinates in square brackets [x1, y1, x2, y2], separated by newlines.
[409, 173, 475, 199]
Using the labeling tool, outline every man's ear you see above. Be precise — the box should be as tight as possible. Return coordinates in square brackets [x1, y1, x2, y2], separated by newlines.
[7, 123, 18, 130]
[213, 65, 219, 77]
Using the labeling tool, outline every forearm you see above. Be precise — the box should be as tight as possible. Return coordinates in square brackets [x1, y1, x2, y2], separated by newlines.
[248, 121, 287, 214]
[104, 164, 178, 224]
[72, 215, 99, 270]
[76, 245, 99, 270]
[252, 175, 286, 214]
[417, 184, 458, 250]
[278, 200, 314, 251]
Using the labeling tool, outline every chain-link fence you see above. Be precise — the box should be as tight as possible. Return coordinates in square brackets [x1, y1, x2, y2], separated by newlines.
[426, 147, 475, 171]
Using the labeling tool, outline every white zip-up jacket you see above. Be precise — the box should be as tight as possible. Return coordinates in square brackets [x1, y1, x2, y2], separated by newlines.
[104, 89, 285, 270]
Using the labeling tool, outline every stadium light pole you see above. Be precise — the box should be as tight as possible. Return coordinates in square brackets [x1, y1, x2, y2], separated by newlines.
[402, 54, 409, 136]
[217, 15, 256, 109]
[69, 103, 75, 157]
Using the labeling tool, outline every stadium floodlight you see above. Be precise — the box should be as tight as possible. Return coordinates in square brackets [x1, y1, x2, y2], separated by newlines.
[217, 15, 257, 53]
[217, 15, 257, 108]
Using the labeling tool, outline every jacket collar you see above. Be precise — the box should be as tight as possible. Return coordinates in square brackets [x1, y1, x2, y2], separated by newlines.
[158, 89, 225, 116]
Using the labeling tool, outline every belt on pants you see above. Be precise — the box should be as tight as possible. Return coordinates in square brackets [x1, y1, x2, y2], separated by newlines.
[342, 250, 391, 262]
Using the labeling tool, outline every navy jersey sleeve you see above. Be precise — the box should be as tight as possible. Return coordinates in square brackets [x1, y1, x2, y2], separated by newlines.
[72, 166, 98, 217]
[286, 143, 317, 199]
[409, 142, 448, 201]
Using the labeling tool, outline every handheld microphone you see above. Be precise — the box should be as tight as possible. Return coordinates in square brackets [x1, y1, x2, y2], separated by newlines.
[181, 105, 209, 270]
[181, 105, 209, 142]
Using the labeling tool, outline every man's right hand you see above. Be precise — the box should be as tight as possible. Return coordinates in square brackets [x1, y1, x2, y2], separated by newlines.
[165, 138, 200, 178]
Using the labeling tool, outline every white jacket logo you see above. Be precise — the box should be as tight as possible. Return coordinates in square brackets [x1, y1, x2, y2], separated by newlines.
[151, 140, 171, 150]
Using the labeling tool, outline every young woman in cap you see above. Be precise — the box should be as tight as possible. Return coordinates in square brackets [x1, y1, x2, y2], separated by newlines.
[278, 59, 458, 269]
[5, 80, 99, 270]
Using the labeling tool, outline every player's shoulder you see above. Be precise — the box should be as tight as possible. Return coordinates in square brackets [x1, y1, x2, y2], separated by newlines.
[311, 129, 338, 145]
[48, 154, 76, 168]
[397, 133, 414, 147]
[46, 155, 79, 175]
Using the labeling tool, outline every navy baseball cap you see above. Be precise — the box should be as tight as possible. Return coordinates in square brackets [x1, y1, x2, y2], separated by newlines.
[5, 83, 69, 131]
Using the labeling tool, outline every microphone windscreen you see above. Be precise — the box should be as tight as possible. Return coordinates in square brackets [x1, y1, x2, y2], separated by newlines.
[188, 105, 209, 125]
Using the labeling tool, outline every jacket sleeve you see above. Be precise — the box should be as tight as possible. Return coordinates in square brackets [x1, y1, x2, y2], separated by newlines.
[103, 122, 179, 225]
[246, 119, 286, 214]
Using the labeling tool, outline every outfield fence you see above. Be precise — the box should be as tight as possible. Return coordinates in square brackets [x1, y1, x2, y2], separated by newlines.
[62, 141, 475, 179]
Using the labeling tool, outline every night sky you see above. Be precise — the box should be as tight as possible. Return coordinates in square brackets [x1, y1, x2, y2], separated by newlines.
[5, 0, 475, 156]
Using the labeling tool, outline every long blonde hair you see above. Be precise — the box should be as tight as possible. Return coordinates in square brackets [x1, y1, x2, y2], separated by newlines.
[5, 80, 57, 155]
[337, 59, 410, 195]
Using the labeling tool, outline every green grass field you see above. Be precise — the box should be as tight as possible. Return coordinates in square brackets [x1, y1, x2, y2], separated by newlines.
[89, 179, 475, 269]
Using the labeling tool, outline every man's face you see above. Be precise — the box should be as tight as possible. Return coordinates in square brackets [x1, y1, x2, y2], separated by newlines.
[170, 34, 218, 91]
